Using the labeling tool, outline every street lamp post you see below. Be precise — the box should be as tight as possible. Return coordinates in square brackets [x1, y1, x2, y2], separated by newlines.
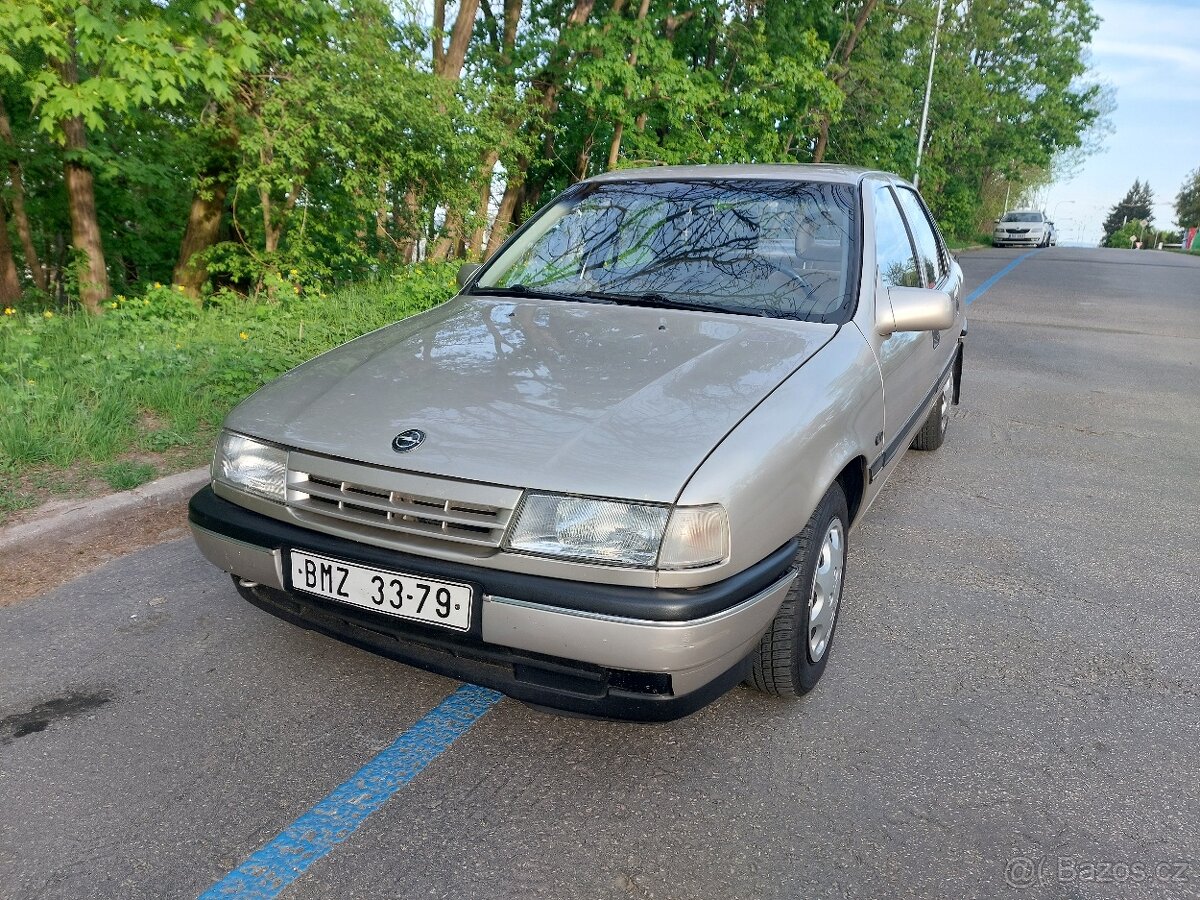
[1050, 199, 1075, 221]
[913, 0, 946, 189]
[1050, 199, 1075, 241]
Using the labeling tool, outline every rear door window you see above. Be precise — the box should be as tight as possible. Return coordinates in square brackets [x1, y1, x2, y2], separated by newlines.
[895, 188, 946, 288]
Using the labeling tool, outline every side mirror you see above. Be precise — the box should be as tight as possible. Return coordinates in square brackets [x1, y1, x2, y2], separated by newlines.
[456, 263, 482, 289]
[877, 286, 955, 336]
[994, 218, 1000, 224]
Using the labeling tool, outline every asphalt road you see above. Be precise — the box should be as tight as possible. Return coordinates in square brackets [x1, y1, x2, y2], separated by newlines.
[2, 247, 1198, 900]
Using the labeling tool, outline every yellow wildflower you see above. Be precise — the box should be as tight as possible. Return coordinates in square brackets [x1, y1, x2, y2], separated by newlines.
[26, 379, 35, 385]
[289, 268, 299, 278]
[154, 282, 162, 289]
[3, 307, 13, 316]
[108, 301, 118, 309]
[117, 294, 126, 301]
[43, 310, 54, 319]
[143, 299, 150, 306]
[239, 331, 249, 340]
[176, 285, 186, 293]
[293, 285, 300, 294]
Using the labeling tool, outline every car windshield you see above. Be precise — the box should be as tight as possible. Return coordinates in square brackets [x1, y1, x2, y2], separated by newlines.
[473, 179, 859, 323]
[1000, 212, 1044, 223]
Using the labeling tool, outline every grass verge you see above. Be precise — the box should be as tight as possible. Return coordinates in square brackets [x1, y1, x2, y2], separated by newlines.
[0, 264, 457, 525]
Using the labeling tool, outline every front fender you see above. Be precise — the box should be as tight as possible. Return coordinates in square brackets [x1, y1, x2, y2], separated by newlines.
[665, 326, 883, 585]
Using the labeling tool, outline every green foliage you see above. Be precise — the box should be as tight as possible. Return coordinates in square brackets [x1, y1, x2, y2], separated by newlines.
[0, 0, 257, 139]
[1101, 180, 1154, 245]
[1174, 167, 1200, 228]
[0, 264, 457, 476]
[1104, 220, 1149, 249]
[907, 0, 1102, 239]
[0, 0, 1107, 300]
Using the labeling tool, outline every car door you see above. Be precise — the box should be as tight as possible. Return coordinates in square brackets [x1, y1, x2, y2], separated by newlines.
[868, 184, 929, 455]
[893, 185, 964, 393]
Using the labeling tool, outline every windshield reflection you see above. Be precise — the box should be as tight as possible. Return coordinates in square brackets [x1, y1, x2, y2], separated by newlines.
[474, 180, 858, 324]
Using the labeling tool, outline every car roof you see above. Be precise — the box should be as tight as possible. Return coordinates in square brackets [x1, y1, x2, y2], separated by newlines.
[583, 163, 901, 187]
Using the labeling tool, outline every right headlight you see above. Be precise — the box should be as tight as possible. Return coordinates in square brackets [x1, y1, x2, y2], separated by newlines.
[212, 430, 288, 503]
[506, 493, 729, 569]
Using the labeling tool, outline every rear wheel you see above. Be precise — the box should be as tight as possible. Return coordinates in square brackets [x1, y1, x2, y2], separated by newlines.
[911, 375, 953, 451]
[747, 484, 849, 696]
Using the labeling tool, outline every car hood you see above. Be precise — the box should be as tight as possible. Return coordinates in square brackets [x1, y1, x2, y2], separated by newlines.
[226, 296, 836, 501]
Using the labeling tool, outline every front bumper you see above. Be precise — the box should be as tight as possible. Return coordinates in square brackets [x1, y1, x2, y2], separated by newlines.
[189, 486, 797, 721]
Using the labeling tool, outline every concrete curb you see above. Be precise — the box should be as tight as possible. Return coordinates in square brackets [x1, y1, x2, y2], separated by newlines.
[0, 467, 209, 555]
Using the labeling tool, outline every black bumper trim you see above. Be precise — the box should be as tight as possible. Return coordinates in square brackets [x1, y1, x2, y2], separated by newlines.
[189, 486, 797, 623]
[236, 579, 751, 722]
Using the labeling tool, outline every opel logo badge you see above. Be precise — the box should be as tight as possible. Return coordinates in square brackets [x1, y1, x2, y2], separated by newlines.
[391, 429, 425, 453]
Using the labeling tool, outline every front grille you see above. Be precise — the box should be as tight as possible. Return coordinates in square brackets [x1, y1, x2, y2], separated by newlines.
[1005, 228, 1031, 234]
[285, 453, 519, 551]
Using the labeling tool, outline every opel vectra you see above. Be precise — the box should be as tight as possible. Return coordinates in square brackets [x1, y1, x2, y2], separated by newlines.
[189, 164, 966, 721]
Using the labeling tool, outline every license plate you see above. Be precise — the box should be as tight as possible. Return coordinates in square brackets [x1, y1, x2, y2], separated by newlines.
[289, 550, 472, 632]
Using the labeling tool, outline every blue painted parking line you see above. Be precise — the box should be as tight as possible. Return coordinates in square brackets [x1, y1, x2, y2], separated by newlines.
[199, 683, 503, 900]
[964, 248, 1042, 305]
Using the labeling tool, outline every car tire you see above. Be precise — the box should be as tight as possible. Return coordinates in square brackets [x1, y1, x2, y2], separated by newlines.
[747, 483, 849, 697]
[911, 374, 953, 451]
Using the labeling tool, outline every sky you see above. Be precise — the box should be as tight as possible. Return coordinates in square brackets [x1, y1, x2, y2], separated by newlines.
[1040, 0, 1200, 245]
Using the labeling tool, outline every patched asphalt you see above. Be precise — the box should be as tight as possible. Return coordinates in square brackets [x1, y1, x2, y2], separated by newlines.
[1, 247, 1198, 899]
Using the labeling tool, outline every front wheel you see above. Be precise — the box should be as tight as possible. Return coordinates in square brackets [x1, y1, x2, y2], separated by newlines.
[747, 483, 849, 697]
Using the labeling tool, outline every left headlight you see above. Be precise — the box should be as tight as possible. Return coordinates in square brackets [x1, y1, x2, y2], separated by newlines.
[212, 431, 287, 503]
[507, 493, 729, 569]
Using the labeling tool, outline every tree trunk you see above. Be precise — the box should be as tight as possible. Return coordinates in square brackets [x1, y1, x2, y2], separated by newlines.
[397, 187, 421, 262]
[604, 0, 648, 170]
[260, 185, 276, 253]
[173, 177, 229, 301]
[606, 122, 625, 170]
[812, 0, 879, 164]
[56, 45, 108, 313]
[812, 116, 831, 162]
[485, 180, 522, 258]
[432, 0, 446, 74]
[481, 0, 595, 257]
[0, 201, 21, 303]
[439, 0, 482, 81]
[0, 96, 46, 292]
[468, 149, 500, 257]
[62, 123, 109, 312]
[427, 0, 485, 260]
[575, 130, 594, 181]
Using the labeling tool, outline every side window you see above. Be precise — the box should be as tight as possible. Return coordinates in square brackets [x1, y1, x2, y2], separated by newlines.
[874, 187, 920, 288]
[896, 188, 946, 287]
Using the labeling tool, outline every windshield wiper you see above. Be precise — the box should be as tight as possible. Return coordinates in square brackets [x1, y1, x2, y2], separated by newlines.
[581, 290, 769, 317]
[469, 283, 586, 302]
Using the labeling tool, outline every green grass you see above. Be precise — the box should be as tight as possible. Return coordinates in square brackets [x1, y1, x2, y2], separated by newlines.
[0, 264, 457, 514]
[101, 460, 158, 491]
[0, 485, 38, 518]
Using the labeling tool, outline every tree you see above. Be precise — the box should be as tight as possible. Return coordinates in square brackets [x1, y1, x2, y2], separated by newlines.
[1104, 219, 1148, 249]
[0, 0, 1111, 300]
[0, 0, 257, 310]
[1101, 179, 1154, 246]
[1174, 167, 1200, 228]
[0, 92, 46, 291]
